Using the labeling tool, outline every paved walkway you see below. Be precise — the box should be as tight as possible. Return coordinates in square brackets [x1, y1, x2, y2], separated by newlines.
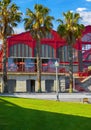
[0, 92, 91, 102]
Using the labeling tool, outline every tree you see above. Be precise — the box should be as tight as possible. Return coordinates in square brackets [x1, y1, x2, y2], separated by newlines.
[57, 11, 84, 93]
[0, 0, 22, 93]
[24, 4, 54, 92]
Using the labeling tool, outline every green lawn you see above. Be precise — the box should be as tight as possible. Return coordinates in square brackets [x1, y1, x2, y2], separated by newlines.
[0, 96, 91, 130]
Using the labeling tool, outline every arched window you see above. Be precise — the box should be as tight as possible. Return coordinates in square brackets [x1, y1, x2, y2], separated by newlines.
[81, 33, 91, 68]
[42, 32, 53, 39]
[81, 33, 91, 60]
[87, 54, 91, 61]
[41, 44, 54, 57]
[57, 46, 68, 62]
[34, 44, 54, 57]
[57, 46, 78, 62]
[9, 43, 32, 57]
[82, 33, 91, 42]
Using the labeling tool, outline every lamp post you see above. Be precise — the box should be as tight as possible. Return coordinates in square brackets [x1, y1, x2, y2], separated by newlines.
[55, 61, 59, 101]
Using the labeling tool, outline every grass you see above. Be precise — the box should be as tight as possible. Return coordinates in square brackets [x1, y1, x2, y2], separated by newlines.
[0, 96, 91, 130]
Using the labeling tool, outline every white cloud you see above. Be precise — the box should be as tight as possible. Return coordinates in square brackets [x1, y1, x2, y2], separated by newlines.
[14, 27, 25, 34]
[76, 8, 87, 12]
[76, 8, 91, 25]
[86, 0, 91, 2]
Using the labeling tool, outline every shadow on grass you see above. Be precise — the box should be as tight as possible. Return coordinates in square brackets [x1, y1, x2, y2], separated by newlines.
[0, 97, 91, 130]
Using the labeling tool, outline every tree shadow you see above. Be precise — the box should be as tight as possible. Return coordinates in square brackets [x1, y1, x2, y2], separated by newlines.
[0, 97, 91, 130]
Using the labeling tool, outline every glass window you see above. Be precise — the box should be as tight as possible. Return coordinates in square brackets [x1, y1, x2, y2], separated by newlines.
[82, 44, 91, 61]
[41, 44, 54, 58]
[9, 44, 32, 57]
[18, 44, 21, 57]
[8, 58, 17, 71]
[42, 32, 53, 39]
[82, 33, 91, 42]
[22, 44, 25, 57]
[57, 46, 68, 62]
[57, 46, 78, 62]
[46, 45, 48, 57]
[47, 58, 59, 72]
[29, 47, 32, 57]
[14, 44, 17, 57]
[10, 46, 13, 56]
[25, 58, 35, 72]
[87, 54, 91, 60]
[25, 45, 29, 57]
[34, 47, 36, 57]
[73, 48, 78, 62]
[41, 45, 44, 57]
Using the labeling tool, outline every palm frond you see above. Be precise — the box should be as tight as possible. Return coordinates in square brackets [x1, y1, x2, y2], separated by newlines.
[0, 0, 22, 37]
[24, 4, 54, 39]
[57, 11, 84, 44]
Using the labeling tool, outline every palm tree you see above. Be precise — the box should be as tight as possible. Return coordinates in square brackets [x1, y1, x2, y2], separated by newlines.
[24, 4, 54, 92]
[0, 0, 22, 93]
[57, 11, 84, 93]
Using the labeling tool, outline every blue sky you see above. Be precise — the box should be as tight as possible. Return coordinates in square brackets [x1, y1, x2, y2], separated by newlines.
[0, 0, 91, 44]
[11, 0, 91, 33]
[11, 0, 91, 34]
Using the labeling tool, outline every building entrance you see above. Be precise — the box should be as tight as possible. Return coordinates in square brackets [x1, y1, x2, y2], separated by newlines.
[45, 80, 54, 92]
[26, 80, 35, 93]
[7, 79, 16, 93]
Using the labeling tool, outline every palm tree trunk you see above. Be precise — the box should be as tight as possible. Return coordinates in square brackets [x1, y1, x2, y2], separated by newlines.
[2, 38, 8, 93]
[68, 45, 73, 93]
[36, 39, 41, 92]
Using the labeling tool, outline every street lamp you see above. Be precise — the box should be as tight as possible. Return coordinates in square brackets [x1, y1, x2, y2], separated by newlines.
[55, 60, 59, 101]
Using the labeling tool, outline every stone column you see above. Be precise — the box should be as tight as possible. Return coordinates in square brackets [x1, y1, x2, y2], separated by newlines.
[41, 80, 45, 92]
[16, 80, 26, 92]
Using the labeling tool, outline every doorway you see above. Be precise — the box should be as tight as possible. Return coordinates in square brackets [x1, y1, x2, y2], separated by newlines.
[7, 79, 16, 93]
[45, 80, 54, 92]
[26, 80, 35, 93]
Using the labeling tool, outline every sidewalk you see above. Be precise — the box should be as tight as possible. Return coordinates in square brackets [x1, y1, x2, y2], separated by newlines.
[0, 92, 91, 102]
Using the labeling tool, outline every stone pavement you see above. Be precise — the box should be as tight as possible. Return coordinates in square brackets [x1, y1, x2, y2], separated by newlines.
[0, 92, 91, 103]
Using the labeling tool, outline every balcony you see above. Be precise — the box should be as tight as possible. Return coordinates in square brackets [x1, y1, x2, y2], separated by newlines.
[0, 58, 79, 74]
[0, 62, 66, 74]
